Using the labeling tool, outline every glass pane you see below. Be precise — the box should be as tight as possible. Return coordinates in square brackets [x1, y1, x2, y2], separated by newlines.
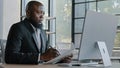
[74, 19, 84, 33]
[98, 0, 120, 15]
[49, 19, 56, 47]
[114, 16, 120, 47]
[56, 0, 72, 43]
[74, 34, 81, 48]
[75, 4, 86, 18]
[87, 2, 96, 11]
[114, 32, 120, 47]
[117, 16, 120, 27]
[49, 34, 56, 47]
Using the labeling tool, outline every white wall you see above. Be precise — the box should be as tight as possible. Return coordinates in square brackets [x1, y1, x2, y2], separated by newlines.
[3, 0, 20, 39]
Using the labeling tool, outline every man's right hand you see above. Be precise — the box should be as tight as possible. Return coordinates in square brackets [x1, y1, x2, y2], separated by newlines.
[40, 48, 60, 62]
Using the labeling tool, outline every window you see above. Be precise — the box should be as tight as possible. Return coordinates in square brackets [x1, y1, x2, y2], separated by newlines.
[72, 0, 120, 48]
[52, 0, 72, 49]
[72, 0, 120, 59]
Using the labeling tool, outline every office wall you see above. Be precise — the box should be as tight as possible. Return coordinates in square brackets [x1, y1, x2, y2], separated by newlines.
[0, 0, 3, 39]
[3, 0, 20, 39]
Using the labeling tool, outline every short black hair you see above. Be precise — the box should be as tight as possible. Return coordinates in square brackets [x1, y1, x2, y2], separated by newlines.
[26, 1, 43, 11]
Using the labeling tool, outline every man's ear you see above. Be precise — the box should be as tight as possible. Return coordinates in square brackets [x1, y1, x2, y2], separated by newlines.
[26, 10, 31, 17]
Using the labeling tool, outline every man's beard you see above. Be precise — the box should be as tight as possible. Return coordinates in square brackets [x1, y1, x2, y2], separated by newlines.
[28, 18, 43, 29]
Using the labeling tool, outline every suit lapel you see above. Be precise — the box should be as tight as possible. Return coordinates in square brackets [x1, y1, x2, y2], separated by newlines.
[40, 30, 46, 53]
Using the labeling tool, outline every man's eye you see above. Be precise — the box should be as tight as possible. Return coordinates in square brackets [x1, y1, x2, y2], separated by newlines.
[40, 11, 45, 14]
[36, 11, 45, 15]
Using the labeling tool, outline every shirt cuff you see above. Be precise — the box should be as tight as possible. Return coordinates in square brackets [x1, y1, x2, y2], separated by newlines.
[38, 53, 41, 62]
[38, 53, 45, 63]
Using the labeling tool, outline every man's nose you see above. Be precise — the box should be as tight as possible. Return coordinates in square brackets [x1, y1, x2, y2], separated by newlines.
[39, 14, 44, 18]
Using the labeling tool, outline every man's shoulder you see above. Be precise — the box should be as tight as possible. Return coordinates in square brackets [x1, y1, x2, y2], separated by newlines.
[14, 20, 25, 25]
[10, 21, 27, 32]
[11, 20, 27, 28]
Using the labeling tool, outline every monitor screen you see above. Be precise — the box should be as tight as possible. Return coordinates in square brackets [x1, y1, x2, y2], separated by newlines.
[78, 11, 118, 60]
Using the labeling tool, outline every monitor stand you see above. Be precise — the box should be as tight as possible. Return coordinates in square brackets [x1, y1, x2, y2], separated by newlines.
[77, 41, 112, 67]
[96, 41, 112, 67]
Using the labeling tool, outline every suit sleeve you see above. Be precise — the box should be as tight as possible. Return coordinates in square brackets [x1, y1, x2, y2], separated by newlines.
[5, 24, 39, 64]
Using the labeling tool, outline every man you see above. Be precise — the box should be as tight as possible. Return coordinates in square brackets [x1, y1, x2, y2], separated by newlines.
[5, 1, 72, 64]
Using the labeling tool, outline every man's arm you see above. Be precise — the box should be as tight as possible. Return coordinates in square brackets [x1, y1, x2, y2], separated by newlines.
[5, 24, 39, 64]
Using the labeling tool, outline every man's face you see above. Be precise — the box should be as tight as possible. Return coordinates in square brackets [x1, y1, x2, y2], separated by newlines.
[29, 5, 45, 24]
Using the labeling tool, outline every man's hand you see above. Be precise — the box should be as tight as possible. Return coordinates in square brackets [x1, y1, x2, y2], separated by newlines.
[40, 48, 60, 62]
[59, 54, 73, 63]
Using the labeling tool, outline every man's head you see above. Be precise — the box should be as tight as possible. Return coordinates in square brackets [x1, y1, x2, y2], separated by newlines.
[26, 1, 45, 24]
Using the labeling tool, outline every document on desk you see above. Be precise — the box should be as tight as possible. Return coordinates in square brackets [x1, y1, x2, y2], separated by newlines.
[44, 44, 75, 64]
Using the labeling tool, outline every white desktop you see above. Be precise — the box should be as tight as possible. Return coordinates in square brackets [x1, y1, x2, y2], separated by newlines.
[78, 11, 118, 67]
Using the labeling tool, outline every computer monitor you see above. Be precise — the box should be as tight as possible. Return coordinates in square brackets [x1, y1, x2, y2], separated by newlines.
[78, 11, 118, 61]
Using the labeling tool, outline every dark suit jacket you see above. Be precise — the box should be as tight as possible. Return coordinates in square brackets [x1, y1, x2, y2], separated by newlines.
[5, 19, 49, 64]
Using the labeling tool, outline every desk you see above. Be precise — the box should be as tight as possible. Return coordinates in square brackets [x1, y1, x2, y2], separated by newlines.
[1, 63, 120, 68]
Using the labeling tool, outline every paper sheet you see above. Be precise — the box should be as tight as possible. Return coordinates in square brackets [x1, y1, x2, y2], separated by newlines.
[44, 43, 75, 64]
